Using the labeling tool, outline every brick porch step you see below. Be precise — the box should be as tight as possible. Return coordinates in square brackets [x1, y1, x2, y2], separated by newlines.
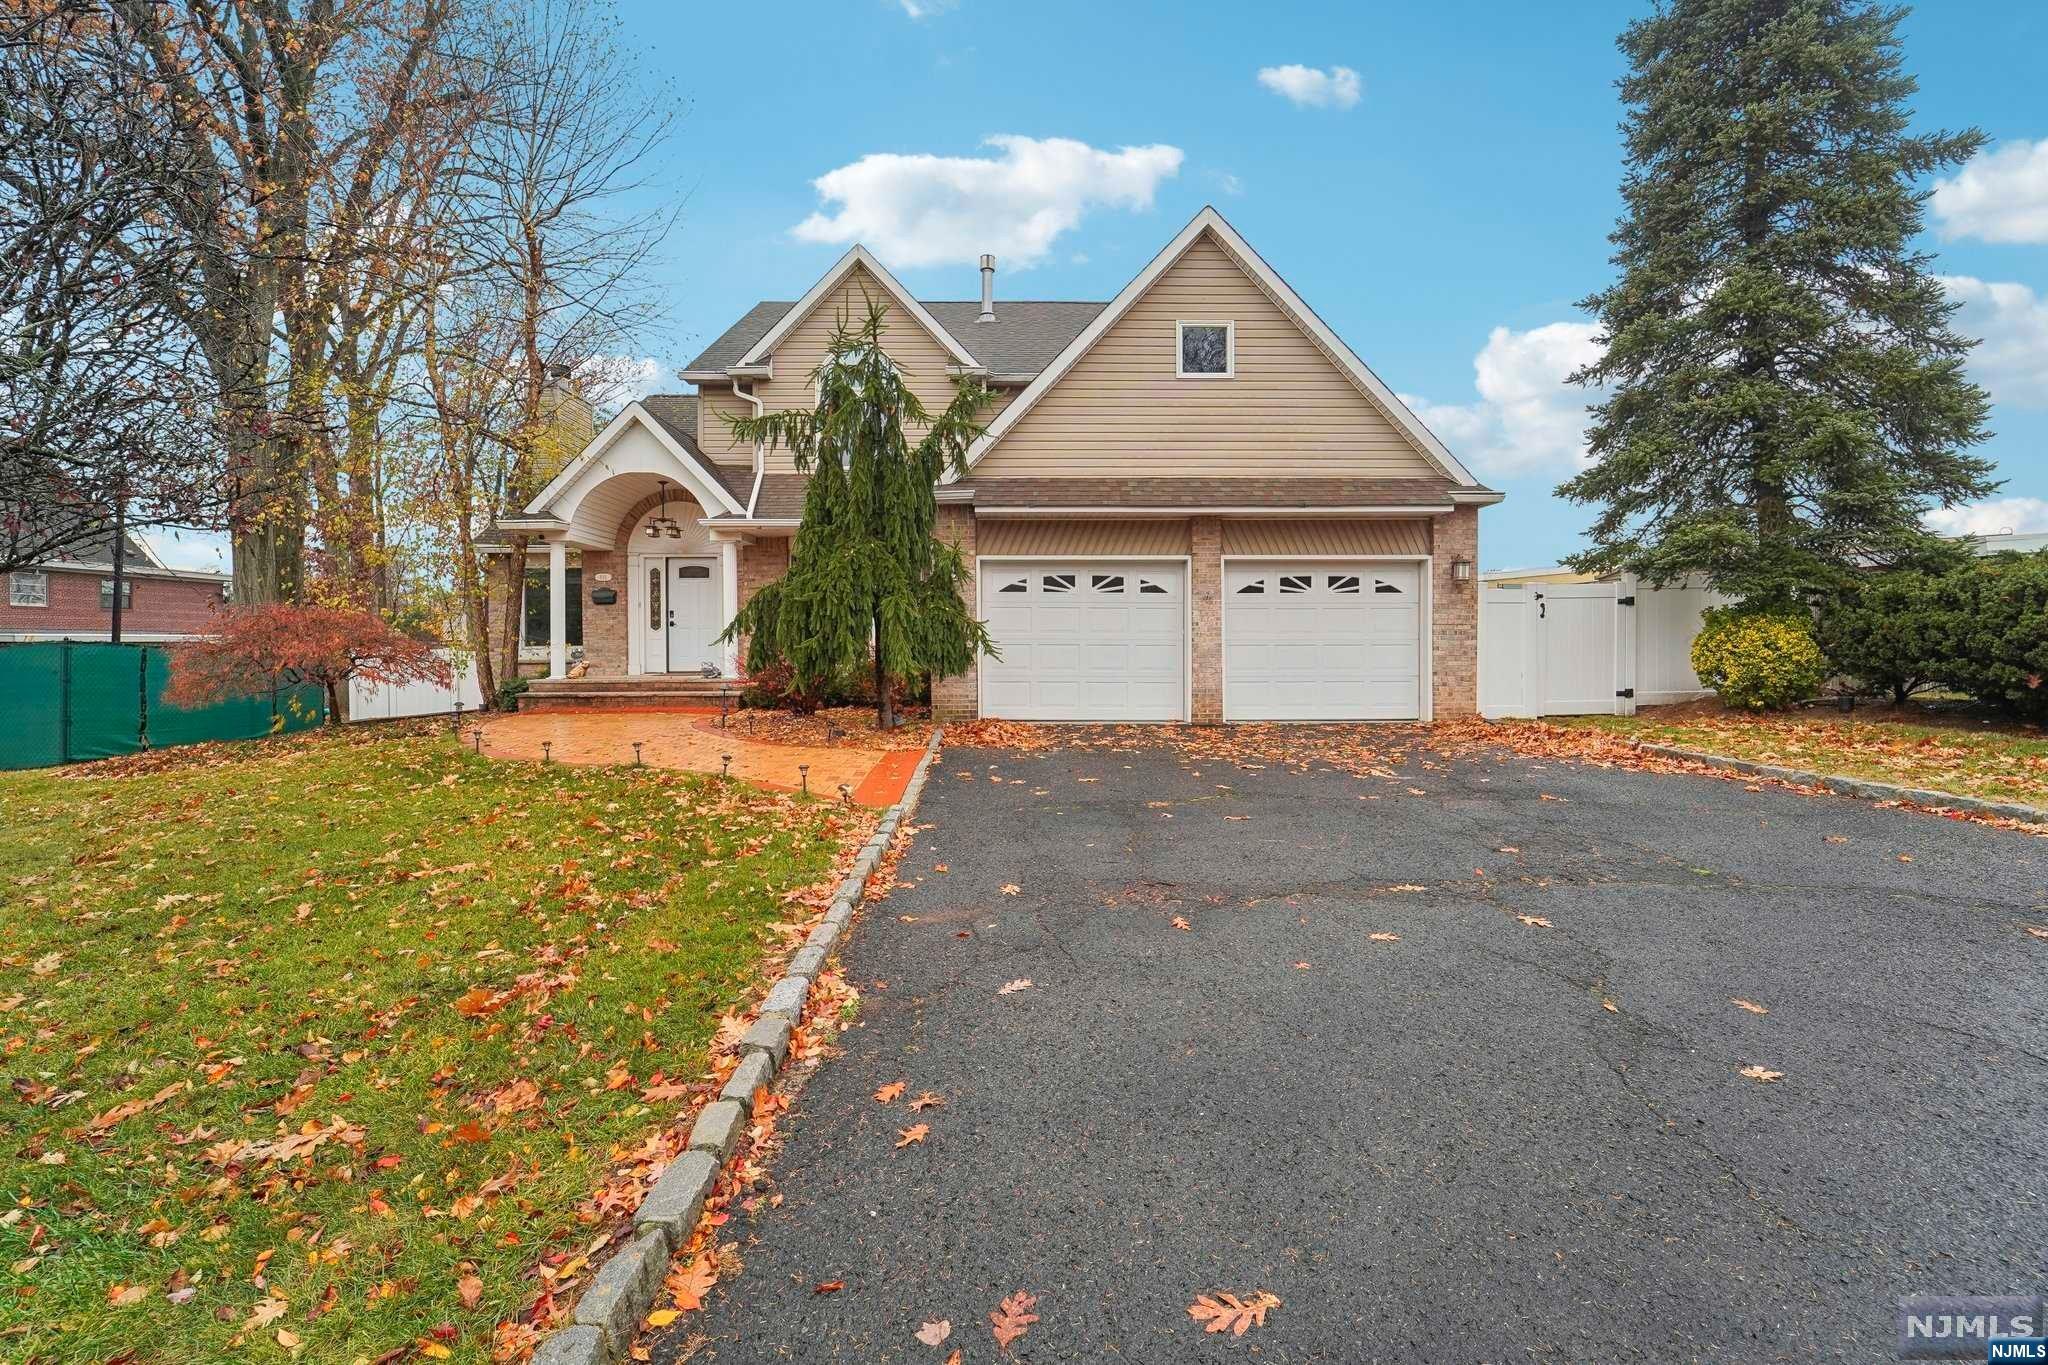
[523, 674, 742, 713]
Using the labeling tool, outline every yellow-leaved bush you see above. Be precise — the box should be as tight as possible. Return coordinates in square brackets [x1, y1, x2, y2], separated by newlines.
[1690, 609, 1828, 711]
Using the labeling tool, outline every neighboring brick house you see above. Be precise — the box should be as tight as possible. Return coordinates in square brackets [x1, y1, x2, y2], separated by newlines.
[489, 206, 1500, 721]
[2, 532, 228, 642]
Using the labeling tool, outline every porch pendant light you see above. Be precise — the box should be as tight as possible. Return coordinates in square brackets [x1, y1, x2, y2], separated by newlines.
[646, 479, 683, 539]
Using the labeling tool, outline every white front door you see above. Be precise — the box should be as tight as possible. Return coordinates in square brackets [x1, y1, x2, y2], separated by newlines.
[1223, 561, 1423, 720]
[641, 557, 720, 675]
[979, 561, 1186, 721]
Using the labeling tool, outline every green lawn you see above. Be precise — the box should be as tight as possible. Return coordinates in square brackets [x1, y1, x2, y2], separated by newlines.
[1556, 710, 2048, 810]
[0, 726, 859, 1363]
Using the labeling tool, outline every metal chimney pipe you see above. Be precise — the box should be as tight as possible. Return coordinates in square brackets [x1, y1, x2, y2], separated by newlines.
[978, 254, 996, 322]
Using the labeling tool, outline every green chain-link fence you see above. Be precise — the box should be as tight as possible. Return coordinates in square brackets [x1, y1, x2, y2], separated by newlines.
[0, 641, 325, 771]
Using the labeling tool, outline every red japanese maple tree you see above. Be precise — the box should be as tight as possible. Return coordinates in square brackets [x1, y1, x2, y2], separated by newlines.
[165, 604, 452, 726]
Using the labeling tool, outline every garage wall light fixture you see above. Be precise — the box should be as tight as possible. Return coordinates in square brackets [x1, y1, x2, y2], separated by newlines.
[1452, 557, 1474, 582]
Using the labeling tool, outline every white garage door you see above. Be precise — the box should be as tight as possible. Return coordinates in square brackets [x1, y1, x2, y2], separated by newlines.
[1224, 562, 1423, 720]
[980, 561, 1185, 721]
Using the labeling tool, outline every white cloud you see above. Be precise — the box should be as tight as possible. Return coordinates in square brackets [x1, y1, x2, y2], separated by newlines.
[1940, 275, 2048, 408]
[1402, 321, 1606, 478]
[1931, 139, 2048, 244]
[792, 135, 1184, 270]
[898, 0, 955, 17]
[1256, 64, 1362, 110]
[1924, 496, 2048, 538]
[1208, 169, 1245, 196]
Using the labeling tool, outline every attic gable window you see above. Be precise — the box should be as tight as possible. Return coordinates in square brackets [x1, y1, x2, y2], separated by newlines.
[1176, 321, 1233, 378]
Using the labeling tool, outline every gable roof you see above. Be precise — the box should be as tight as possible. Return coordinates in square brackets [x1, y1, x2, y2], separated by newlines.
[685, 297, 1103, 380]
[959, 206, 1485, 489]
[521, 401, 748, 524]
[734, 246, 982, 372]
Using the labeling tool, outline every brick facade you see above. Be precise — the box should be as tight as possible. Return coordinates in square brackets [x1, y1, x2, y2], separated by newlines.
[931, 505, 978, 722]
[1429, 505, 1479, 717]
[491, 499, 1483, 720]
[1188, 516, 1224, 723]
[1, 566, 225, 639]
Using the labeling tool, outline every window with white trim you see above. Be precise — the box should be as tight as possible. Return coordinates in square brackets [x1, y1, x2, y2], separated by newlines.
[99, 578, 132, 611]
[9, 571, 47, 607]
[1176, 321, 1233, 377]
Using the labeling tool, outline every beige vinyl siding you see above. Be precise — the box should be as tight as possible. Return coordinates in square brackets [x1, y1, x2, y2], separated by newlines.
[977, 519, 1191, 558]
[976, 233, 1440, 480]
[1221, 519, 1429, 557]
[697, 384, 754, 471]
[751, 266, 965, 474]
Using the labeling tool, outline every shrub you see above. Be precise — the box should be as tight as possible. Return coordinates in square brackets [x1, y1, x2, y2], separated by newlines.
[1815, 571, 1948, 702]
[167, 604, 453, 725]
[1928, 552, 2048, 722]
[494, 676, 530, 713]
[1692, 608, 1828, 710]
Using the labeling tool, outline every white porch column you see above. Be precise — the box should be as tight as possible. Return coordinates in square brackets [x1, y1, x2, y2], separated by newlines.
[547, 540, 568, 679]
[718, 538, 740, 678]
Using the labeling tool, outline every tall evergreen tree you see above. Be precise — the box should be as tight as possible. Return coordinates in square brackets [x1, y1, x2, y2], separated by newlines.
[1563, 0, 1996, 606]
[723, 298, 993, 729]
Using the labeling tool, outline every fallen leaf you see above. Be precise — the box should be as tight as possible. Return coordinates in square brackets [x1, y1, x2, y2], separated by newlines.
[916, 1319, 953, 1346]
[1516, 915, 1551, 928]
[1170, 915, 1191, 931]
[1824, 834, 1848, 844]
[646, 1309, 680, 1328]
[1897, 854, 1913, 863]
[814, 1280, 844, 1295]
[1601, 998, 1618, 1013]
[1368, 932, 1400, 943]
[666, 1254, 719, 1313]
[275, 1328, 300, 1349]
[107, 1283, 147, 1307]
[909, 1092, 944, 1112]
[945, 1353, 961, 1365]
[1739, 1065, 1784, 1082]
[1188, 1289, 1281, 1336]
[457, 1273, 483, 1310]
[999, 884, 1020, 895]
[896, 1124, 929, 1149]
[989, 1291, 1038, 1351]
[1539, 793, 1567, 802]
[996, 978, 1032, 995]
[1731, 998, 1770, 1014]
[1498, 846, 1520, 854]
[873, 1081, 907, 1104]
[2024, 926, 2048, 941]
[1293, 961, 1311, 970]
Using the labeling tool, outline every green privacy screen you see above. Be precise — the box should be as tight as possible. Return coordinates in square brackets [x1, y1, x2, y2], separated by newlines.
[0, 641, 325, 771]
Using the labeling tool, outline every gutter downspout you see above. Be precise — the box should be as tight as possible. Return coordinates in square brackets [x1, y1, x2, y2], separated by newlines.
[732, 377, 766, 516]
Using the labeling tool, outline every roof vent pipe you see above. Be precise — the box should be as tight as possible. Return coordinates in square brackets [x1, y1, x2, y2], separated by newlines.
[978, 254, 996, 322]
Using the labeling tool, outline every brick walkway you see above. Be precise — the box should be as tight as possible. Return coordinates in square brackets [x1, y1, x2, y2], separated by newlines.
[476, 711, 917, 805]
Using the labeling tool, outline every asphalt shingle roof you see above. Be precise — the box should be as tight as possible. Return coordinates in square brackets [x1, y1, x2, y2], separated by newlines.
[683, 299, 1104, 378]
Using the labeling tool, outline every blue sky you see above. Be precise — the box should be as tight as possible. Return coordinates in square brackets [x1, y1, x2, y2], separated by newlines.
[149, 2, 2048, 573]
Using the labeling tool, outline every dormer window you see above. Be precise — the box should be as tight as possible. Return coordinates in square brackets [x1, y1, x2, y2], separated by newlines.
[1176, 321, 1233, 378]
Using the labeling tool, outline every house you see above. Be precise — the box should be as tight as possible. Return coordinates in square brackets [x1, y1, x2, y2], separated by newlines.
[488, 206, 1501, 722]
[1, 531, 229, 642]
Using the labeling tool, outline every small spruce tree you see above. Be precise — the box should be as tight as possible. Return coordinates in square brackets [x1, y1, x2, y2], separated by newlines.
[1564, 0, 1997, 607]
[722, 298, 993, 730]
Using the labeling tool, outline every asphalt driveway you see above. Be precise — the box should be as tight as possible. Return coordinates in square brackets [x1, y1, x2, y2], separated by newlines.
[651, 729, 2048, 1363]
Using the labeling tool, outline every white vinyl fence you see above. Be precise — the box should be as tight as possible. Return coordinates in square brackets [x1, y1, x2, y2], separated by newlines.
[1480, 576, 1726, 719]
[346, 648, 483, 722]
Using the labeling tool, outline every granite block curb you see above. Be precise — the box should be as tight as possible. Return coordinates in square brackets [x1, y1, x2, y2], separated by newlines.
[1637, 742, 2048, 825]
[526, 727, 945, 1363]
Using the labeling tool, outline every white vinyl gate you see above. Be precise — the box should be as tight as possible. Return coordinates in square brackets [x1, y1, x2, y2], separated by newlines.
[1480, 580, 1637, 718]
[1480, 575, 1726, 718]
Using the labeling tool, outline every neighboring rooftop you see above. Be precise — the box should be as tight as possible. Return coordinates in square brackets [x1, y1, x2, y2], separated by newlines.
[685, 299, 1105, 379]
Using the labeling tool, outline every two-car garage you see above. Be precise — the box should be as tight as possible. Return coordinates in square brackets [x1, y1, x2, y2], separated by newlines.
[976, 554, 1426, 723]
